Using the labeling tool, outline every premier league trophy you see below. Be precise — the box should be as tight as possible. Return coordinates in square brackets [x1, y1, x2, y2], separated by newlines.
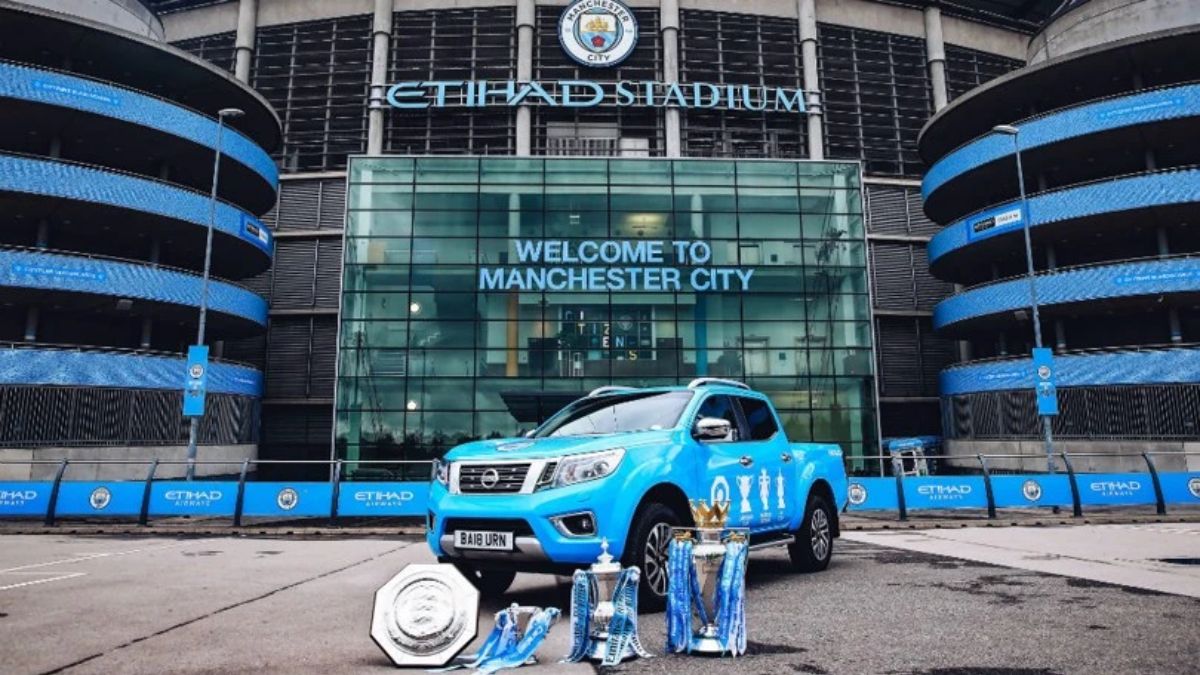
[562, 538, 652, 666]
[666, 500, 750, 656]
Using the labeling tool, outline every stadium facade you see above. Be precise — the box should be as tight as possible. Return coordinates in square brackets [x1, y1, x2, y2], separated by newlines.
[921, 0, 1200, 460]
[17, 0, 1176, 477]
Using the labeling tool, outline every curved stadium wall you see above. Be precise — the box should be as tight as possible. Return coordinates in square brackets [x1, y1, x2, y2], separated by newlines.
[0, 1, 278, 468]
[919, 0, 1200, 448]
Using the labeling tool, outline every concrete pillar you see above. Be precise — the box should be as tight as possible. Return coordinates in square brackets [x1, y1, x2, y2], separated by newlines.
[234, 0, 258, 84]
[661, 0, 681, 157]
[924, 6, 948, 112]
[515, 0, 535, 156]
[798, 0, 823, 159]
[367, 0, 393, 155]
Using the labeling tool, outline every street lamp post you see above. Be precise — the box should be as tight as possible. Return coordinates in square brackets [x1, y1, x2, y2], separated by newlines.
[186, 107, 245, 481]
[993, 123, 1056, 474]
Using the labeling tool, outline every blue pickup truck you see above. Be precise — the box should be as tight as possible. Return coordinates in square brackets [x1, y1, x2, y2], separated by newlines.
[427, 378, 848, 608]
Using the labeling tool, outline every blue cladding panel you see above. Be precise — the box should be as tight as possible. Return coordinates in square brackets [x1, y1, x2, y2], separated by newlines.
[924, 84, 1200, 199]
[1077, 473, 1158, 507]
[0, 249, 267, 326]
[929, 168, 1200, 264]
[1159, 473, 1200, 505]
[844, 477, 897, 511]
[241, 483, 332, 517]
[990, 475, 1073, 508]
[0, 62, 278, 191]
[941, 346, 1200, 395]
[0, 153, 273, 257]
[56, 482, 144, 516]
[934, 257, 1200, 330]
[337, 483, 430, 517]
[902, 476, 988, 509]
[0, 481, 53, 516]
[0, 347, 262, 395]
[148, 481, 240, 516]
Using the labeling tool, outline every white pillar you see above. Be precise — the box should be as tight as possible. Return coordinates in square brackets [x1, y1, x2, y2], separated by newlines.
[661, 0, 681, 157]
[924, 6, 948, 112]
[367, 0, 393, 155]
[515, 0, 535, 156]
[798, 0, 823, 159]
[234, 0, 258, 84]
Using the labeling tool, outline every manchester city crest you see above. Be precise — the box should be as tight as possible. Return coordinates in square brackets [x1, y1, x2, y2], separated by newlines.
[847, 482, 867, 506]
[89, 486, 112, 510]
[276, 487, 299, 511]
[558, 0, 638, 68]
[1022, 479, 1043, 502]
[1188, 477, 1200, 499]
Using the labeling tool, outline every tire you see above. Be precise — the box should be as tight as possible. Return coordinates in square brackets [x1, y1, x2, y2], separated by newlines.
[453, 563, 516, 598]
[788, 493, 834, 573]
[621, 502, 680, 612]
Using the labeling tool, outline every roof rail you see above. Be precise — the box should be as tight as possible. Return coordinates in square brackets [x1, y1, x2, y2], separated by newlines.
[687, 377, 750, 390]
[588, 385, 637, 397]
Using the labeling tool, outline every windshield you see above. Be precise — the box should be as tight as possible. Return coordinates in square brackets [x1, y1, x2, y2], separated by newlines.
[534, 391, 694, 438]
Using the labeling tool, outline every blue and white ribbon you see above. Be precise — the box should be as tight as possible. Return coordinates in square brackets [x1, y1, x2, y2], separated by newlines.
[476, 607, 560, 674]
[563, 569, 596, 663]
[715, 539, 748, 657]
[666, 536, 695, 653]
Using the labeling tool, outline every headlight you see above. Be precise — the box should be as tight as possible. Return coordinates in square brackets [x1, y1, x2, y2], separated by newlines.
[549, 449, 625, 489]
[432, 458, 449, 486]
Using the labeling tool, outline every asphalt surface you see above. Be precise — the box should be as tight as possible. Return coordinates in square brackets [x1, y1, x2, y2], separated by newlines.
[1, 527, 1198, 675]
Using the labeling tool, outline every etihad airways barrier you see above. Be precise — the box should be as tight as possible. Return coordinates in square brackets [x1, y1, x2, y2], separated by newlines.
[0, 461, 1197, 523]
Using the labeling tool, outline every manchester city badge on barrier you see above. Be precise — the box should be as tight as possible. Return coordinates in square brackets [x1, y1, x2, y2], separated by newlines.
[370, 563, 479, 667]
[562, 538, 652, 666]
[666, 500, 749, 656]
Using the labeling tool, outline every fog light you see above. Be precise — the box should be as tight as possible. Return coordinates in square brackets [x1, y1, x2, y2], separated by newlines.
[552, 511, 596, 537]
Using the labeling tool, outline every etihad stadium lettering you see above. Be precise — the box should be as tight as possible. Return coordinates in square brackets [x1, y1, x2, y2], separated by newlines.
[386, 80, 808, 113]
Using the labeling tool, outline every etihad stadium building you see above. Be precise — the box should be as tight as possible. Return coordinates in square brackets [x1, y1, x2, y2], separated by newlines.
[6, 0, 1146, 477]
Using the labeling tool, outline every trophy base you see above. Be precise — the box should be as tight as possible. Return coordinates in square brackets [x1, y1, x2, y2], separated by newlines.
[585, 637, 637, 663]
[691, 629, 724, 653]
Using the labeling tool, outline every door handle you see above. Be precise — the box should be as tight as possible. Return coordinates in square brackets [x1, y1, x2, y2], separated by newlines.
[780, 453, 792, 463]
[739, 455, 753, 467]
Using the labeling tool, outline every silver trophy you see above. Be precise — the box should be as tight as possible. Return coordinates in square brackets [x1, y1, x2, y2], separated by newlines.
[668, 500, 749, 655]
[585, 539, 632, 661]
[370, 563, 479, 667]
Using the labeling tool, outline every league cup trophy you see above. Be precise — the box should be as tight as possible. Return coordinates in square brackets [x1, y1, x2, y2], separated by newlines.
[445, 603, 560, 673]
[563, 538, 652, 666]
[666, 500, 750, 656]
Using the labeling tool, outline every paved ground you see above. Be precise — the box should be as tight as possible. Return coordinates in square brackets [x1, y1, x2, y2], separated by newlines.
[1, 526, 1198, 675]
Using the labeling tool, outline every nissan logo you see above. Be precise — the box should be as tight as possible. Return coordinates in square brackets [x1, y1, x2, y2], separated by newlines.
[480, 469, 500, 489]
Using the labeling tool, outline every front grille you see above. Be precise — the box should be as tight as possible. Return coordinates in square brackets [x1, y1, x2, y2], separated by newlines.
[458, 463, 530, 493]
[443, 518, 534, 537]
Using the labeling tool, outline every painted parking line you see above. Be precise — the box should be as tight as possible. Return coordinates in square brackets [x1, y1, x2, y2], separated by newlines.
[0, 540, 198, 574]
[0, 572, 86, 591]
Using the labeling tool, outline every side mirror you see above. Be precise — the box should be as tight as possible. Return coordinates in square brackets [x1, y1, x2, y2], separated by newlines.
[694, 417, 732, 442]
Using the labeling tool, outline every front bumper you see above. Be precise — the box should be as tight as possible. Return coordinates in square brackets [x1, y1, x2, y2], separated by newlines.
[426, 480, 621, 566]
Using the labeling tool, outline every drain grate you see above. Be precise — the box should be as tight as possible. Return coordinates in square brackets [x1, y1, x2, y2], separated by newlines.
[1157, 557, 1200, 565]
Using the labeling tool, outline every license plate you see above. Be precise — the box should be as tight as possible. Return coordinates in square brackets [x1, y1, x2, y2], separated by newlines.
[455, 530, 513, 551]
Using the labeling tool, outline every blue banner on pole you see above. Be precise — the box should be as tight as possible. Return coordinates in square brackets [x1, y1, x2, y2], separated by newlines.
[0, 481, 54, 516]
[56, 482, 144, 516]
[844, 477, 898, 511]
[1159, 472, 1200, 504]
[990, 474, 1073, 508]
[241, 482, 332, 518]
[337, 482, 430, 517]
[148, 481, 239, 516]
[1032, 347, 1059, 416]
[902, 476, 988, 510]
[1077, 473, 1158, 506]
[182, 345, 209, 418]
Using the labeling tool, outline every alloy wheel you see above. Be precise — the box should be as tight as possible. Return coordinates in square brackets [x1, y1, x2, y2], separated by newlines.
[810, 508, 830, 561]
[643, 522, 673, 595]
